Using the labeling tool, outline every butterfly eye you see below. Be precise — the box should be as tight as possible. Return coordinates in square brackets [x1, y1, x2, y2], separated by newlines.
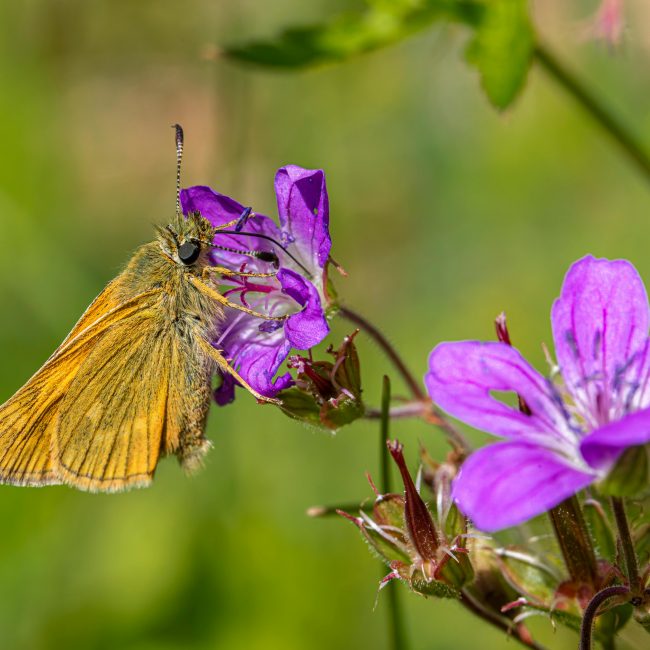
[178, 241, 201, 265]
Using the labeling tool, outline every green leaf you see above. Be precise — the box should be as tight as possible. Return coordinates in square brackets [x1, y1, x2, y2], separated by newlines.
[225, 1, 482, 69]
[465, 0, 534, 110]
[410, 574, 460, 599]
[492, 547, 561, 607]
[277, 387, 324, 428]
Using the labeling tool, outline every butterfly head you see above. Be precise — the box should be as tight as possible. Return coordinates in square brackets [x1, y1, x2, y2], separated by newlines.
[156, 212, 216, 269]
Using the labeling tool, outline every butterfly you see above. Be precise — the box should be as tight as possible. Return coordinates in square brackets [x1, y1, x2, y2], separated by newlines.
[0, 125, 283, 492]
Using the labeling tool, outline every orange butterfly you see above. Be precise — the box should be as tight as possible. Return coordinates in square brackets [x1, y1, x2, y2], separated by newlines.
[0, 126, 282, 491]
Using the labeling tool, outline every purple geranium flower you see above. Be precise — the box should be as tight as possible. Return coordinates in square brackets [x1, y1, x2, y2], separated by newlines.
[180, 165, 331, 402]
[426, 255, 650, 532]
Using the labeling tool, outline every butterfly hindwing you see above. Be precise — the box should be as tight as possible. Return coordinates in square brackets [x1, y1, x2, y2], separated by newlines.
[52, 313, 172, 491]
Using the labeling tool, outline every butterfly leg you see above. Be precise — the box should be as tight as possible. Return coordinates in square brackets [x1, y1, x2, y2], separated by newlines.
[189, 276, 288, 322]
[211, 217, 241, 231]
[197, 338, 281, 405]
[202, 266, 276, 280]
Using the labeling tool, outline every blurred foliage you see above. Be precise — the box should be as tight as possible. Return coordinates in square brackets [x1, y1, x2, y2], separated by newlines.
[465, 0, 534, 109]
[226, 0, 482, 69]
[0, 0, 650, 649]
[227, 0, 534, 111]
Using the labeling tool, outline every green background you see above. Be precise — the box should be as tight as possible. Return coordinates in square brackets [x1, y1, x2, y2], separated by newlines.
[0, 1, 648, 648]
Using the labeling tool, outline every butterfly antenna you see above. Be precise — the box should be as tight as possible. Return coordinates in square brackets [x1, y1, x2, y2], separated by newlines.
[173, 123, 184, 219]
[216, 229, 312, 277]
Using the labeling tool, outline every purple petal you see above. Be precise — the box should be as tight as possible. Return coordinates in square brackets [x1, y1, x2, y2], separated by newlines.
[214, 375, 236, 406]
[278, 268, 329, 349]
[453, 442, 595, 532]
[181, 185, 246, 225]
[551, 256, 650, 416]
[214, 311, 294, 398]
[181, 185, 282, 272]
[581, 406, 650, 469]
[274, 166, 331, 272]
[426, 341, 569, 440]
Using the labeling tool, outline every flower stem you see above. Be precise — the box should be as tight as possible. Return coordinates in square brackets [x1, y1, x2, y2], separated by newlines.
[379, 375, 408, 650]
[460, 589, 548, 650]
[365, 401, 471, 452]
[534, 43, 650, 183]
[610, 497, 642, 594]
[380, 375, 393, 494]
[338, 306, 470, 452]
[548, 496, 599, 589]
[365, 401, 432, 420]
[338, 306, 425, 400]
[578, 585, 630, 650]
[306, 503, 372, 517]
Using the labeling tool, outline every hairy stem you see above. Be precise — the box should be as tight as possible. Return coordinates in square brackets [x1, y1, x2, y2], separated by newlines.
[578, 585, 630, 650]
[365, 400, 471, 453]
[548, 496, 599, 589]
[534, 44, 650, 183]
[460, 589, 548, 650]
[610, 497, 642, 594]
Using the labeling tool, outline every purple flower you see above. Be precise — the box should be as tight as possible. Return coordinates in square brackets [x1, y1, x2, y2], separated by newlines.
[425, 255, 650, 532]
[180, 165, 331, 401]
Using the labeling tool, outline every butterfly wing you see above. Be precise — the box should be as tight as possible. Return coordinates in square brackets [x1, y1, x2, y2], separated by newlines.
[51, 312, 174, 491]
[0, 284, 163, 486]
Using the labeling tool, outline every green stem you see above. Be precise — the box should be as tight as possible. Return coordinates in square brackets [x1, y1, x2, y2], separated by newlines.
[610, 497, 642, 594]
[548, 496, 599, 589]
[379, 375, 408, 650]
[380, 375, 392, 494]
[534, 44, 650, 183]
[460, 589, 549, 650]
[385, 575, 407, 650]
[306, 503, 372, 517]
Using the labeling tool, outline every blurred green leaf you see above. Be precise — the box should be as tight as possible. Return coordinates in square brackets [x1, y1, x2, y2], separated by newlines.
[226, 0, 482, 68]
[465, 0, 534, 110]
[598, 445, 650, 497]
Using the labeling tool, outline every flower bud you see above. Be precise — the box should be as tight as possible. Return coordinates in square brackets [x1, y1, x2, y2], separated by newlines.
[278, 330, 364, 430]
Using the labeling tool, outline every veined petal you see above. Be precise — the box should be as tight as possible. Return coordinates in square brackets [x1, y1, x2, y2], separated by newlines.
[214, 310, 294, 398]
[581, 406, 650, 470]
[274, 166, 331, 274]
[278, 268, 329, 349]
[426, 341, 570, 440]
[551, 256, 650, 423]
[453, 442, 595, 532]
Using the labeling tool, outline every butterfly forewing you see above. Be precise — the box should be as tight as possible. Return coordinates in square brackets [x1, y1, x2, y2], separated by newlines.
[0, 281, 164, 487]
[0, 211, 249, 492]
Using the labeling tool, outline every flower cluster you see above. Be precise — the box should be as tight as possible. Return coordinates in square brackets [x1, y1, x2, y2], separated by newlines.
[181, 165, 332, 402]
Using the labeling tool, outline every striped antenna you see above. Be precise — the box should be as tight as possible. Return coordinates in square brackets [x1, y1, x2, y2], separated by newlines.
[173, 123, 184, 218]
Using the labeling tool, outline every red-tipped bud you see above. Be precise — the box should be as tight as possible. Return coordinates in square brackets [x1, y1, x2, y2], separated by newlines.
[494, 312, 532, 415]
[495, 311, 512, 345]
[387, 439, 438, 563]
